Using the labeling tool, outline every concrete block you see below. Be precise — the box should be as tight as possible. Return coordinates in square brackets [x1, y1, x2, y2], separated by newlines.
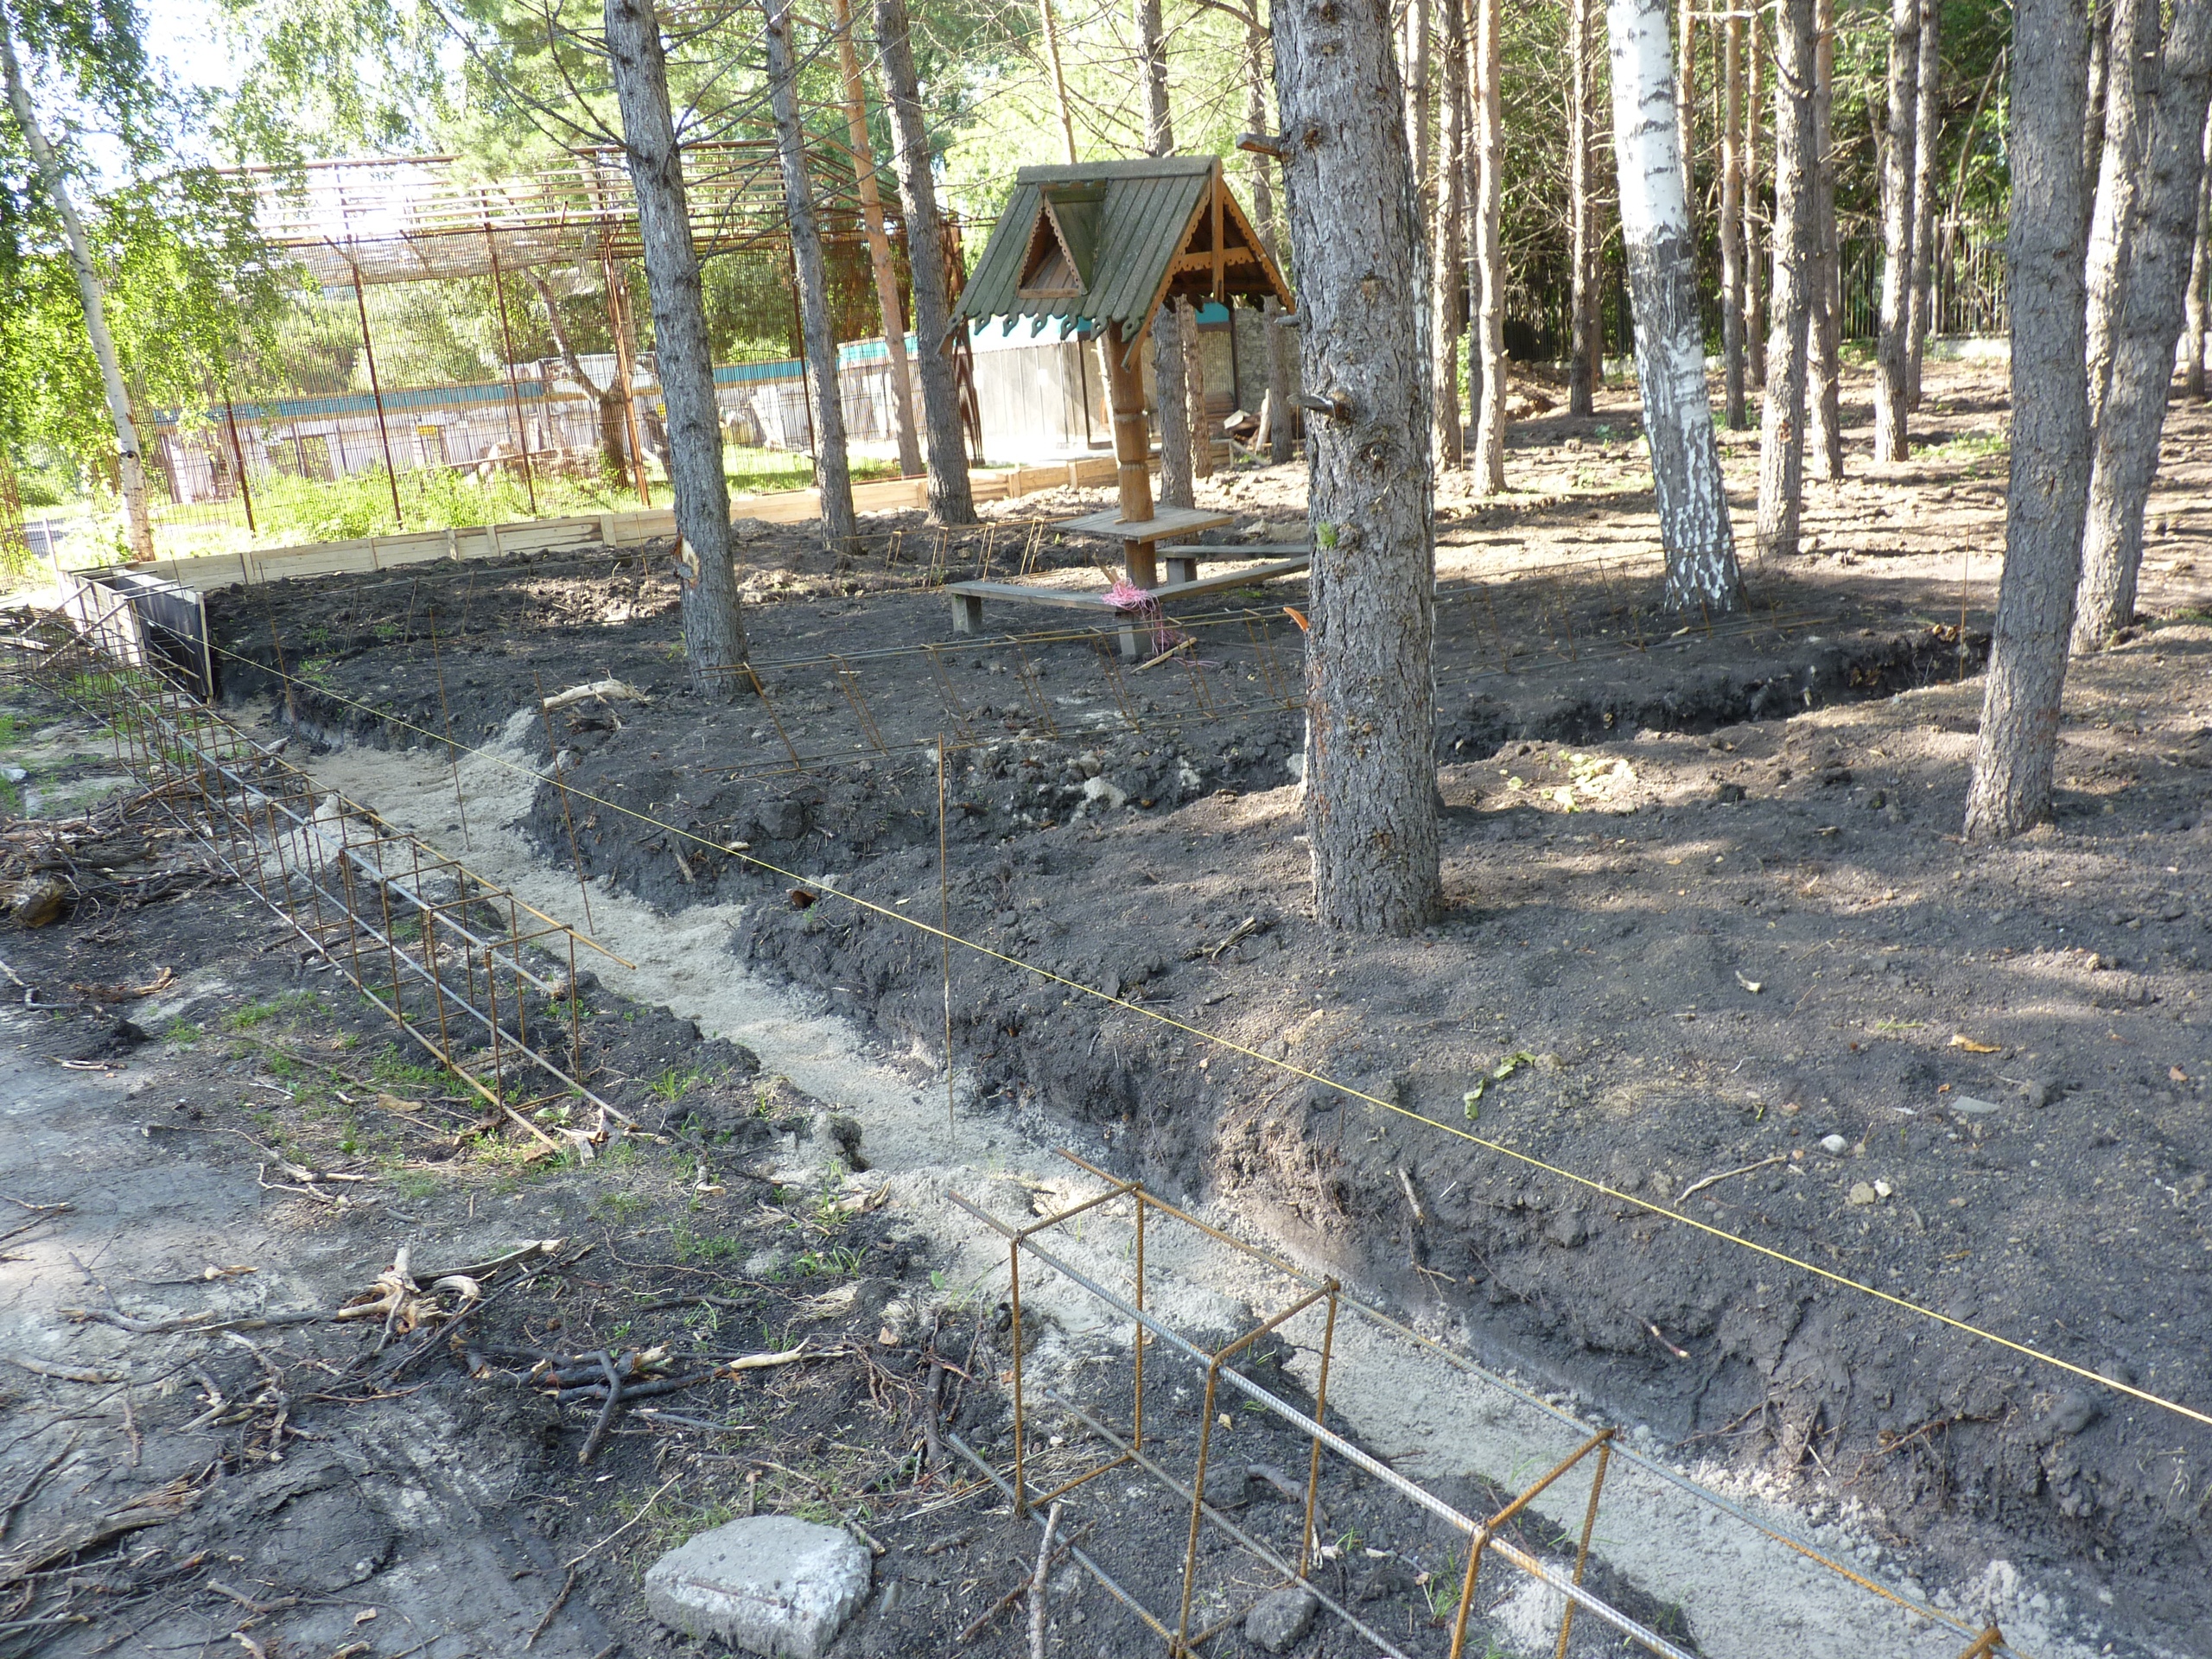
[644, 1515, 871, 1657]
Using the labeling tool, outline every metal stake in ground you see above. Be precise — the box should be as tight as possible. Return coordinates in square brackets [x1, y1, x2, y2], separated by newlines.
[426, 607, 471, 850]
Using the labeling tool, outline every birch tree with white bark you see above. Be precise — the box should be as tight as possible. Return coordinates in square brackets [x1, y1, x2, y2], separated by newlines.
[1605, 0, 1744, 610]
[0, 7, 156, 563]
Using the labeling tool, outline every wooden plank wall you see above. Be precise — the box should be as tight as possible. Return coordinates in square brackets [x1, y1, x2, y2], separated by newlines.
[142, 458, 1124, 596]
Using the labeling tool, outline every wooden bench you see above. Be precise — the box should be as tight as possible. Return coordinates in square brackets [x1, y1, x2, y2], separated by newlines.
[944, 553, 1313, 658]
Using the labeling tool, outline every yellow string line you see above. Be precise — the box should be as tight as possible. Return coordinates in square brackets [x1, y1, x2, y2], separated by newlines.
[175, 636, 2212, 1435]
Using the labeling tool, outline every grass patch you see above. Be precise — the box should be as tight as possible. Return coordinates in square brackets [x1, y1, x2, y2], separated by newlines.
[164, 1018, 203, 1046]
[671, 1223, 749, 1268]
[794, 1244, 865, 1278]
[649, 1065, 707, 1103]
[225, 991, 321, 1032]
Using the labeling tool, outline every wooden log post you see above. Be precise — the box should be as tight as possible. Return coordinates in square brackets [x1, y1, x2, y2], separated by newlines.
[1098, 322, 1160, 588]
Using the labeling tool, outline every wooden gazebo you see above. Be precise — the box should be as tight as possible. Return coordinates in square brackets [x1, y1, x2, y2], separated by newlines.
[944, 157, 1303, 647]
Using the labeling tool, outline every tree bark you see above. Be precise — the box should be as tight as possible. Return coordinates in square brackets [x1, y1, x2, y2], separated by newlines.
[1431, 0, 1467, 468]
[1745, 14, 1766, 386]
[527, 270, 634, 483]
[603, 0, 749, 680]
[1180, 296, 1213, 477]
[1567, 0, 1600, 415]
[1242, 21, 1299, 461]
[765, 0, 860, 554]
[1756, 0, 1817, 559]
[1721, 13, 1747, 429]
[1409, 0, 1433, 197]
[1872, 0, 1919, 461]
[1963, 0, 2092, 842]
[1272, 0, 1440, 934]
[1904, 0, 1940, 405]
[2187, 111, 2212, 402]
[0, 18, 155, 563]
[1469, 0, 1507, 491]
[1136, 0, 1196, 507]
[875, 0, 978, 522]
[2085, 0, 2160, 423]
[1605, 0, 1745, 611]
[2084, 0, 2112, 198]
[1808, 0, 1844, 480]
[2073, 0, 2212, 652]
[830, 0, 922, 479]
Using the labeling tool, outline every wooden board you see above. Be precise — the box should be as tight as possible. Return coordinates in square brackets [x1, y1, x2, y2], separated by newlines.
[945, 554, 1311, 610]
[1055, 505, 1234, 543]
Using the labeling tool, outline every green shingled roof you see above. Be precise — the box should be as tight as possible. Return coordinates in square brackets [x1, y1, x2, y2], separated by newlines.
[952, 157, 1294, 349]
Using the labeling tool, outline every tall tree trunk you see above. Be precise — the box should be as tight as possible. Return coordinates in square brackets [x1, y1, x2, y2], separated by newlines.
[830, 0, 922, 478]
[1905, 0, 1941, 405]
[2073, 0, 2212, 652]
[603, 259, 651, 498]
[2085, 0, 2160, 423]
[1567, 0, 1600, 415]
[1808, 0, 1845, 480]
[1470, 0, 1508, 490]
[875, 0, 978, 522]
[1745, 14, 1766, 385]
[1431, 0, 1468, 468]
[1136, 0, 1196, 508]
[1606, 0, 1745, 610]
[1243, 22, 1299, 461]
[1272, 0, 1440, 934]
[0, 20, 155, 563]
[1409, 0, 1433, 197]
[1964, 0, 2092, 841]
[1039, 0, 1078, 162]
[2084, 0, 2113, 199]
[604, 0, 749, 679]
[1181, 297, 1213, 477]
[1756, 0, 1817, 558]
[1872, 0, 1919, 461]
[2187, 110, 2212, 401]
[527, 270, 633, 483]
[1721, 13, 1747, 429]
[765, 0, 859, 553]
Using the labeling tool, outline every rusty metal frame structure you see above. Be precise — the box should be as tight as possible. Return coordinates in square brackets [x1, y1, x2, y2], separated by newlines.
[945, 1149, 1688, 1659]
[238, 144, 807, 289]
[13, 598, 634, 1162]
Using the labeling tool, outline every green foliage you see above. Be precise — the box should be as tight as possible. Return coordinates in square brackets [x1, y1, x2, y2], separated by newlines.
[649, 1065, 706, 1103]
[225, 990, 319, 1031]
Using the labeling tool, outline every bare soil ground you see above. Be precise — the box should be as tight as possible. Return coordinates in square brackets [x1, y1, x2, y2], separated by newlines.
[5, 359, 2210, 1657]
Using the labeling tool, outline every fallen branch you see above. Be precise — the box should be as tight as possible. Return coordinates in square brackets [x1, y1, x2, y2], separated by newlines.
[523, 1566, 576, 1649]
[561, 1471, 682, 1572]
[578, 1350, 624, 1466]
[0, 1476, 204, 1590]
[204, 1578, 299, 1615]
[1027, 1500, 1062, 1659]
[63, 1307, 334, 1337]
[1677, 1154, 1789, 1205]
[542, 678, 650, 713]
[0, 1352, 121, 1384]
[956, 1519, 1088, 1644]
